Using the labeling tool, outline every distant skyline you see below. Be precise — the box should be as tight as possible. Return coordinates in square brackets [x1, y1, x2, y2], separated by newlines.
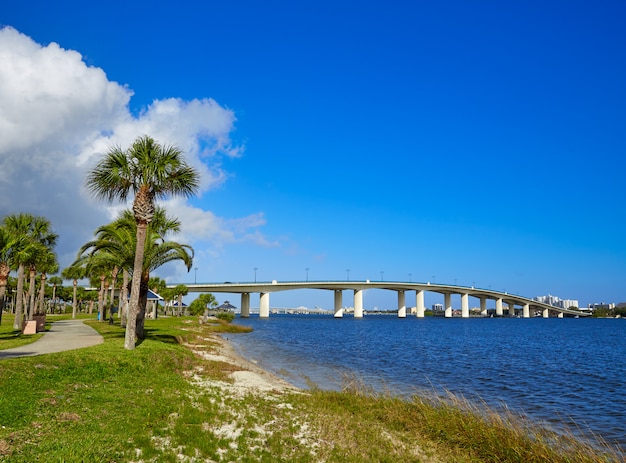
[1, 1, 624, 310]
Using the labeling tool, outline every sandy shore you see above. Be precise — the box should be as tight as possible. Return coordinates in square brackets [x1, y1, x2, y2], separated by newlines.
[187, 332, 300, 396]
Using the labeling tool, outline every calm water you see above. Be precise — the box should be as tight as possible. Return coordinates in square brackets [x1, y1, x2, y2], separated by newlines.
[228, 315, 626, 450]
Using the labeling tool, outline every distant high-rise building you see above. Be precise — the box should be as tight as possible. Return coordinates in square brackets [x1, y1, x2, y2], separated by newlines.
[559, 299, 579, 309]
[534, 294, 578, 308]
[534, 294, 561, 306]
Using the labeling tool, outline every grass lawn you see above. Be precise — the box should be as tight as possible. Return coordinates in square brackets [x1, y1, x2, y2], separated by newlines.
[0, 314, 54, 350]
[0, 315, 621, 462]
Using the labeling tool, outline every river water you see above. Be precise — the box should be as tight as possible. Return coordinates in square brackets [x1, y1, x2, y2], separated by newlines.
[227, 315, 626, 451]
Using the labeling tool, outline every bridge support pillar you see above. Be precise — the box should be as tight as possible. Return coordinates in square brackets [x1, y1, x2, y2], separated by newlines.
[496, 298, 503, 317]
[334, 290, 343, 318]
[397, 290, 406, 318]
[542, 308, 549, 318]
[461, 293, 469, 318]
[241, 293, 250, 318]
[444, 293, 452, 318]
[558, 312, 564, 318]
[508, 303, 515, 317]
[480, 298, 487, 317]
[259, 292, 270, 318]
[354, 289, 363, 318]
[416, 290, 425, 318]
[523, 303, 530, 318]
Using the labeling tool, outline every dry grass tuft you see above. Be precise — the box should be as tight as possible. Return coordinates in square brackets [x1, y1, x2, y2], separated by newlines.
[58, 412, 81, 422]
[0, 439, 11, 456]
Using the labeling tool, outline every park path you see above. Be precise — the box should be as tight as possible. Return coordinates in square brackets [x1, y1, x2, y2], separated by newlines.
[0, 319, 103, 360]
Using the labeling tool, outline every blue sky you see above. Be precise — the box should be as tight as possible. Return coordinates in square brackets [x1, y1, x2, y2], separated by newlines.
[1, 0, 625, 309]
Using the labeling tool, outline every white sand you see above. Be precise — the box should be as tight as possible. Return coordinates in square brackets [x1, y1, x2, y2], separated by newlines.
[188, 334, 299, 395]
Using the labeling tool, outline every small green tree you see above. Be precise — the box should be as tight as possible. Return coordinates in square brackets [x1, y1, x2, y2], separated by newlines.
[172, 284, 189, 316]
[188, 293, 218, 319]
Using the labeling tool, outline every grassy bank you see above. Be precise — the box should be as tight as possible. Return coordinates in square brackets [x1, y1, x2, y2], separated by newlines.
[0, 314, 53, 349]
[0, 316, 621, 462]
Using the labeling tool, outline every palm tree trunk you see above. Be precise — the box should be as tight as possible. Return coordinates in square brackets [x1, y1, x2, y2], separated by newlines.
[121, 270, 129, 327]
[102, 282, 109, 321]
[108, 283, 115, 322]
[72, 280, 78, 319]
[125, 221, 148, 349]
[136, 272, 150, 340]
[108, 267, 118, 323]
[52, 285, 57, 313]
[0, 262, 9, 321]
[27, 267, 36, 321]
[38, 273, 47, 314]
[13, 264, 25, 330]
[98, 275, 105, 321]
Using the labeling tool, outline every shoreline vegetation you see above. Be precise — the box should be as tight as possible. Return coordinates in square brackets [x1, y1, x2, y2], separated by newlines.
[0, 315, 622, 462]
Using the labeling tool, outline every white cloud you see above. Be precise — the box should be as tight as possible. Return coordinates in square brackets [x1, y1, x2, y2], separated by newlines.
[161, 198, 279, 248]
[0, 26, 272, 276]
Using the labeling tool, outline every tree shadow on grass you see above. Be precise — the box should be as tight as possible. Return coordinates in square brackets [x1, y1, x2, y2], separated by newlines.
[0, 330, 44, 349]
[0, 330, 23, 341]
[86, 322, 182, 348]
[141, 327, 180, 345]
[85, 320, 126, 341]
[102, 330, 126, 341]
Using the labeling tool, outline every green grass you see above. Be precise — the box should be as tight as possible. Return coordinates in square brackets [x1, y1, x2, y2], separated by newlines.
[0, 315, 621, 462]
[298, 381, 621, 462]
[0, 322, 183, 460]
[0, 314, 49, 350]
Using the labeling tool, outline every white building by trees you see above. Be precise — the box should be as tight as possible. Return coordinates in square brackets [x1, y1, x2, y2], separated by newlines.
[534, 294, 579, 309]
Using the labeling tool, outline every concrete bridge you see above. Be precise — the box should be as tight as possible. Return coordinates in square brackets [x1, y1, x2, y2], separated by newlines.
[173, 280, 588, 319]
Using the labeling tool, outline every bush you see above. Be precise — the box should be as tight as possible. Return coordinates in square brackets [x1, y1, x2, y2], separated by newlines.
[215, 311, 235, 323]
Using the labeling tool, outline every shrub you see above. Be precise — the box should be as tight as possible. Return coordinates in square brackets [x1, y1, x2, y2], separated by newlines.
[215, 311, 235, 323]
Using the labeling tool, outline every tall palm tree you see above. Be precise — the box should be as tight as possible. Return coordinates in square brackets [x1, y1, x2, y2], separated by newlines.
[10, 242, 40, 329]
[48, 276, 64, 313]
[142, 211, 192, 333]
[3, 214, 58, 329]
[23, 244, 58, 320]
[78, 216, 135, 325]
[62, 264, 87, 319]
[36, 249, 58, 315]
[85, 135, 199, 350]
[0, 225, 25, 323]
[76, 206, 194, 339]
[4, 213, 34, 329]
[73, 251, 115, 322]
[78, 209, 158, 325]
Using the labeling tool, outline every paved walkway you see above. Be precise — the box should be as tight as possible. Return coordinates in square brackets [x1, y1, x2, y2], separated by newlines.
[0, 319, 104, 360]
